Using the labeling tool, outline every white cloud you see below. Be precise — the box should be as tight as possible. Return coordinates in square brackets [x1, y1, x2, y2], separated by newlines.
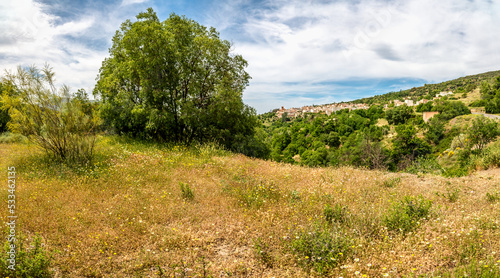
[0, 0, 105, 93]
[224, 0, 500, 112]
[0, 0, 147, 94]
[54, 17, 95, 36]
[121, 0, 150, 6]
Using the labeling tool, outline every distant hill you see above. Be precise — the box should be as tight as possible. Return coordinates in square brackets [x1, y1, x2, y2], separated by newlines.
[350, 70, 500, 105]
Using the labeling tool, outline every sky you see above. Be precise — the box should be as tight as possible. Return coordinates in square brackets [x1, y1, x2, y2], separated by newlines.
[1, 0, 500, 113]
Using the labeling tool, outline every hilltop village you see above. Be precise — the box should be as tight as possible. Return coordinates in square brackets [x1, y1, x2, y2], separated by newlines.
[275, 91, 454, 119]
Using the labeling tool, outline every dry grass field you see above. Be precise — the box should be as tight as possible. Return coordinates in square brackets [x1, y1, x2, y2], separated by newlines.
[1, 136, 499, 277]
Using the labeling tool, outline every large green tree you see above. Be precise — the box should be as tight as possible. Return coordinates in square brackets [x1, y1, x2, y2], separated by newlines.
[94, 8, 256, 147]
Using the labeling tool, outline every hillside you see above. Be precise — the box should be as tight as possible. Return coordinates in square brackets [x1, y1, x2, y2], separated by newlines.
[254, 70, 500, 181]
[1, 138, 499, 277]
[351, 70, 500, 105]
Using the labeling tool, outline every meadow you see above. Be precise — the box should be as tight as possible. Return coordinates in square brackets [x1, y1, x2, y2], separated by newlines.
[1, 136, 499, 277]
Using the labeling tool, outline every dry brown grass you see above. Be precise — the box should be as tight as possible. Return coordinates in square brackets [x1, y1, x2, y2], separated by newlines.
[459, 88, 481, 106]
[1, 137, 499, 277]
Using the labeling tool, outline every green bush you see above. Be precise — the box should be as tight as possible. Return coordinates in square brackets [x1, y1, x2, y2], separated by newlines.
[437, 187, 460, 202]
[406, 157, 443, 175]
[0, 234, 54, 278]
[486, 191, 499, 203]
[442, 166, 469, 177]
[382, 177, 401, 188]
[466, 116, 499, 151]
[383, 195, 432, 234]
[0, 132, 28, 144]
[482, 143, 500, 169]
[323, 204, 348, 224]
[179, 182, 194, 201]
[290, 226, 353, 274]
[290, 190, 301, 203]
[385, 105, 414, 125]
[469, 99, 487, 107]
[433, 100, 471, 121]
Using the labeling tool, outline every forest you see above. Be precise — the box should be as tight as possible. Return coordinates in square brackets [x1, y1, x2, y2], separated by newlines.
[253, 73, 500, 177]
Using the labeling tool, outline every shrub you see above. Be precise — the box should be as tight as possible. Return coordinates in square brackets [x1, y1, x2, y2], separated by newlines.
[442, 166, 469, 177]
[437, 187, 460, 202]
[290, 226, 353, 274]
[383, 195, 432, 234]
[0, 234, 54, 278]
[433, 100, 471, 121]
[290, 190, 301, 203]
[382, 176, 401, 188]
[0, 132, 28, 144]
[481, 143, 500, 169]
[486, 191, 500, 203]
[385, 105, 414, 125]
[323, 204, 348, 224]
[466, 116, 499, 151]
[179, 182, 194, 201]
[1, 65, 100, 164]
[391, 124, 431, 168]
[469, 99, 487, 107]
[406, 157, 443, 175]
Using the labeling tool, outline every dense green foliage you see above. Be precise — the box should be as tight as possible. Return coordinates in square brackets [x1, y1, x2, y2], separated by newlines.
[258, 72, 500, 175]
[385, 105, 414, 125]
[94, 8, 257, 151]
[0, 234, 54, 278]
[383, 195, 432, 234]
[481, 76, 500, 113]
[391, 124, 431, 168]
[432, 100, 471, 120]
[415, 101, 433, 112]
[263, 107, 395, 169]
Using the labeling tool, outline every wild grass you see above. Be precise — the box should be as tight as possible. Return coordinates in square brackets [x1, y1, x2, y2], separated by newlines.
[0, 136, 499, 276]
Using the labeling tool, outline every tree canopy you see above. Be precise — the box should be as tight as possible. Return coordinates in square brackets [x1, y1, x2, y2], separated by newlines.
[94, 8, 256, 148]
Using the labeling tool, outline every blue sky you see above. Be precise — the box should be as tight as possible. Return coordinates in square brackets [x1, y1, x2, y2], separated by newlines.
[1, 0, 500, 113]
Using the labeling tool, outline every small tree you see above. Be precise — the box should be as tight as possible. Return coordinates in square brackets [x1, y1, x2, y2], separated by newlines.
[386, 105, 414, 125]
[425, 117, 445, 145]
[1, 64, 100, 164]
[466, 116, 499, 151]
[392, 124, 431, 170]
